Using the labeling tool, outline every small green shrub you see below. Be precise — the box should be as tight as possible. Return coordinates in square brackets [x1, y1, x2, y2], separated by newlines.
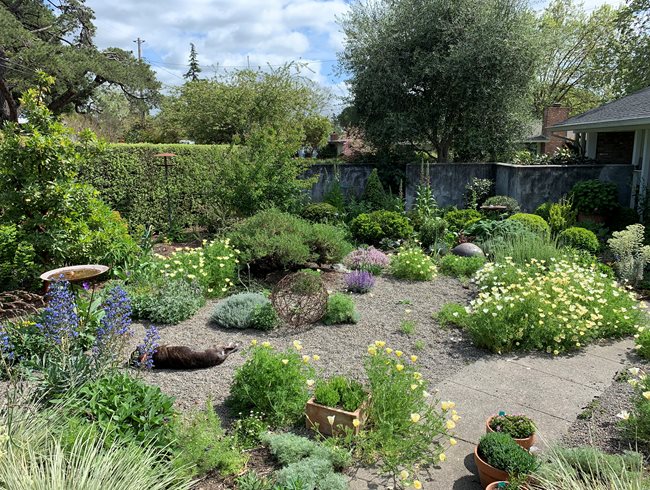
[558, 227, 599, 254]
[129, 279, 205, 325]
[66, 372, 177, 449]
[548, 198, 577, 235]
[464, 177, 494, 210]
[439, 255, 485, 278]
[466, 219, 528, 241]
[508, 213, 550, 237]
[350, 210, 413, 246]
[323, 293, 359, 325]
[302, 203, 340, 223]
[535, 201, 552, 221]
[314, 375, 366, 412]
[482, 195, 520, 216]
[173, 400, 246, 478]
[212, 293, 277, 330]
[251, 303, 281, 331]
[227, 344, 315, 427]
[418, 217, 448, 249]
[390, 246, 437, 281]
[307, 223, 353, 264]
[489, 414, 535, 439]
[478, 432, 538, 477]
[444, 208, 482, 233]
[434, 303, 469, 328]
[0, 224, 39, 291]
[569, 180, 619, 214]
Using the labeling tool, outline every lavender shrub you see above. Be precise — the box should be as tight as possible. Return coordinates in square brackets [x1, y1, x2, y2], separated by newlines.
[345, 270, 376, 294]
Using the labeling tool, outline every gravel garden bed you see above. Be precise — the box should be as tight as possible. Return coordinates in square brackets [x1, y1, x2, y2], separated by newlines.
[129, 274, 483, 415]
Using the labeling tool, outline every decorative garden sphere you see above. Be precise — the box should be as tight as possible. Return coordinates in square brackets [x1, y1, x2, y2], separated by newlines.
[451, 243, 485, 257]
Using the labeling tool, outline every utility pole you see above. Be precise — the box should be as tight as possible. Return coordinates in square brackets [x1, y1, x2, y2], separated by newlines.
[133, 37, 146, 123]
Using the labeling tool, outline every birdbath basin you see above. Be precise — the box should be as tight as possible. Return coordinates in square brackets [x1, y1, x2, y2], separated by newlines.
[40, 264, 109, 285]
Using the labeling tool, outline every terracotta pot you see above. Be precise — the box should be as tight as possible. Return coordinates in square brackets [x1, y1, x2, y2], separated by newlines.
[486, 416, 535, 451]
[486, 483, 509, 490]
[305, 397, 368, 436]
[577, 212, 605, 223]
[474, 446, 509, 489]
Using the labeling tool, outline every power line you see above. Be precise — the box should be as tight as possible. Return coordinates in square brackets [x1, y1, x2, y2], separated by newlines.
[143, 58, 338, 69]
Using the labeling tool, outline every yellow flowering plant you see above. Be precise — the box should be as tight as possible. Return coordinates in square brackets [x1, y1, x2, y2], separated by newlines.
[459, 257, 643, 354]
[620, 367, 650, 446]
[153, 239, 238, 298]
[390, 245, 438, 281]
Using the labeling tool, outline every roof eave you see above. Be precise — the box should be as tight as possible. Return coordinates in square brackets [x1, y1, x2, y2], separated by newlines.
[552, 117, 650, 131]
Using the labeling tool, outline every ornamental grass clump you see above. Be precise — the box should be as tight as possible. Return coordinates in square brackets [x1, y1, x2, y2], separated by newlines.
[345, 270, 376, 293]
[359, 342, 458, 481]
[344, 246, 390, 275]
[390, 245, 437, 281]
[227, 341, 316, 427]
[463, 257, 643, 354]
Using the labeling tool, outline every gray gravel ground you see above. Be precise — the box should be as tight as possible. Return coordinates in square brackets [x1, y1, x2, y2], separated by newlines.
[128, 274, 482, 417]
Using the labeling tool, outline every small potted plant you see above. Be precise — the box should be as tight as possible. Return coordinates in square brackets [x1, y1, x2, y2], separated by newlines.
[474, 432, 538, 489]
[486, 412, 536, 450]
[306, 375, 368, 436]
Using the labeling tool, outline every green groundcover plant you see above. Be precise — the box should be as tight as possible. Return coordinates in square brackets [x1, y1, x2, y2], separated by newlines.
[459, 257, 644, 354]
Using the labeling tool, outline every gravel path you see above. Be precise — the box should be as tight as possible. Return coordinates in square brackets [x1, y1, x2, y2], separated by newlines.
[129, 274, 482, 417]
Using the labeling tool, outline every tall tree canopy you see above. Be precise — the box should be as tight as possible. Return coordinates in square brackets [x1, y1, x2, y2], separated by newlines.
[0, 0, 160, 123]
[616, 0, 650, 95]
[339, 0, 540, 162]
[157, 64, 330, 146]
[184, 43, 201, 82]
[534, 0, 618, 116]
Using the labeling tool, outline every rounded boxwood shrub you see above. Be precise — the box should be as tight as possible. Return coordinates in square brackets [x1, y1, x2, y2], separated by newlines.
[211, 292, 279, 330]
[444, 208, 482, 233]
[482, 195, 521, 216]
[301, 203, 340, 223]
[350, 210, 413, 246]
[477, 432, 538, 476]
[508, 213, 550, 237]
[558, 227, 600, 254]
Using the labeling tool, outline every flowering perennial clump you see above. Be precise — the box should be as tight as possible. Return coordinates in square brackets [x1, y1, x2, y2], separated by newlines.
[92, 285, 133, 365]
[464, 257, 643, 354]
[36, 280, 79, 345]
[344, 247, 390, 275]
[345, 270, 376, 293]
[0, 325, 14, 363]
[390, 246, 437, 281]
[153, 239, 238, 297]
[133, 325, 161, 370]
[620, 367, 650, 445]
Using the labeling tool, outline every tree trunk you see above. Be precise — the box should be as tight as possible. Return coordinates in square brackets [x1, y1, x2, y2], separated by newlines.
[437, 144, 450, 163]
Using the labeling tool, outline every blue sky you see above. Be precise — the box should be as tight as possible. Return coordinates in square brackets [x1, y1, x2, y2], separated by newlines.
[86, 0, 622, 114]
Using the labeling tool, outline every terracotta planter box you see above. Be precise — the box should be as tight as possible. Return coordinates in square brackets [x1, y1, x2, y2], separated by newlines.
[474, 446, 509, 489]
[486, 482, 509, 490]
[486, 416, 535, 451]
[305, 397, 368, 436]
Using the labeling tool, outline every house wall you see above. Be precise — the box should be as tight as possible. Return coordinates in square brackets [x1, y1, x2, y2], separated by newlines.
[306, 162, 634, 212]
[595, 131, 635, 164]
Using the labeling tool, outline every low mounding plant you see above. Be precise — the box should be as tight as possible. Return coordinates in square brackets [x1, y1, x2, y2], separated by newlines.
[227, 342, 316, 427]
[558, 227, 600, 254]
[314, 375, 366, 412]
[439, 254, 485, 278]
[260, 432, 350, 489]
[433, 303, 470, 328]
[489, 414, 535, 439]
[462, 257, 643, 354]
[301, 202, 340, 223]
[211, 292, 279, 330]
[608, 224, 650, 286]
[173, 400, 246, 478]
[323, 293, 360, 325]
[66, 371, 177, 450]
[477, 432, 538, 478]
[444, 208, 482, 233]
[350, 210, 413, 246]
[345, 270, 375, 293]
[569, 179, 619, 215]
[129, 279, 205, 325]
[229, 209, 351, 271]
[508, 213, 550, 237]
[344, 246, 390, 274]
[390, 245, 437, 281]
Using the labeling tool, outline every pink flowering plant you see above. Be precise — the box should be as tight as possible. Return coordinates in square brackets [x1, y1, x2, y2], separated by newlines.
[344, 246, 390, 275]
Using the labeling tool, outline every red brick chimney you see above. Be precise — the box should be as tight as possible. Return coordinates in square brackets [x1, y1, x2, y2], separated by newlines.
[542, 103, 570, 155]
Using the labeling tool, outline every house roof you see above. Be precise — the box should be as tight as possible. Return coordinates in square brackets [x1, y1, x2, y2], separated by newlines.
[552, 86, 650, 131]
[521, 120, 550, 143]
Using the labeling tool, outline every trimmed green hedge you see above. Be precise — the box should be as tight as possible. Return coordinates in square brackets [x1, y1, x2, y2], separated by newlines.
[78, 143, 235, 231]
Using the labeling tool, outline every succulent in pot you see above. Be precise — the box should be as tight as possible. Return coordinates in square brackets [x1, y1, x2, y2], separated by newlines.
[486, 412, 536, 450]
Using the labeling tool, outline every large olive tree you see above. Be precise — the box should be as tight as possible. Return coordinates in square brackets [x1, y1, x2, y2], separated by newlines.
[338, 0, 540, 162]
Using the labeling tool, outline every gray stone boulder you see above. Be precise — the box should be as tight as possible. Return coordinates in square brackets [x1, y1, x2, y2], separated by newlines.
[451, 243, 485, 257]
